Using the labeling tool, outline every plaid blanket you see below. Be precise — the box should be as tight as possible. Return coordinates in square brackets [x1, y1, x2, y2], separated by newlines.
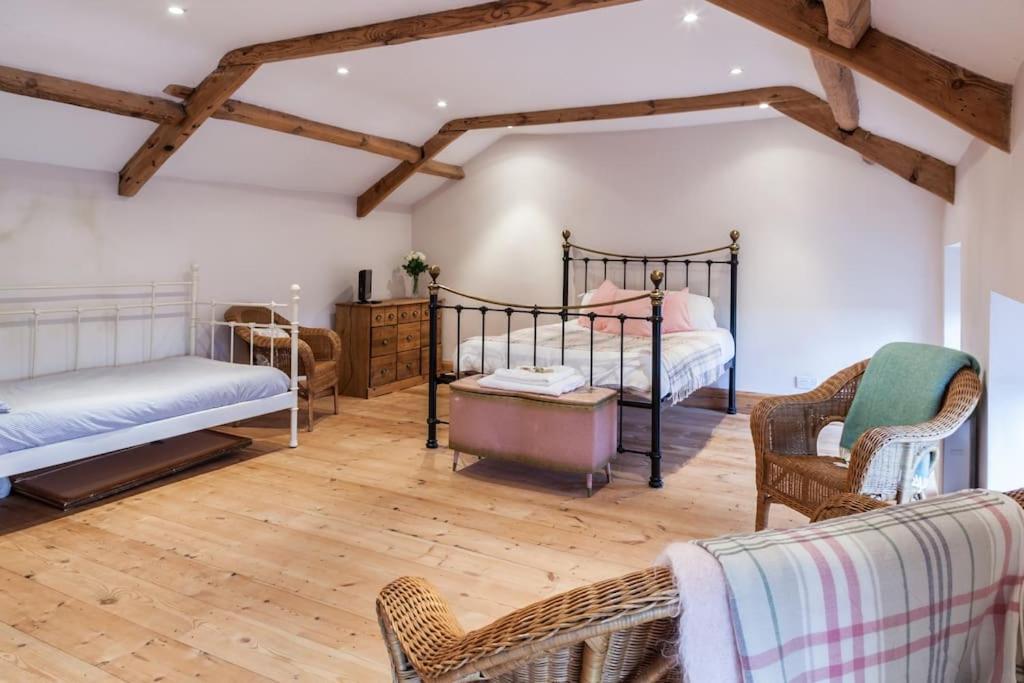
[456, 321, 732, 403]
[698, 490, 1024, 682]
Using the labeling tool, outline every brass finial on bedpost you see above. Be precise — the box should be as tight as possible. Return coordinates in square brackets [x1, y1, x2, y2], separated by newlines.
[730, 230, 740, 254]
[427, 265, 441, 293]
[649, 270, 665, 303]
[562, 229, 572, 252]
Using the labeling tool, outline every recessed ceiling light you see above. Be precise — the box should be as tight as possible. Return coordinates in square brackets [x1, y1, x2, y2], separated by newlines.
[336, 66, 350, 75]
[167, 5, 186, 15]
[436, 100, 448, 108]
[683, 12, 699, 23]
[759, 102, 770, 109]
[730, 67, 744, 76]
[506, 125, 514, 129]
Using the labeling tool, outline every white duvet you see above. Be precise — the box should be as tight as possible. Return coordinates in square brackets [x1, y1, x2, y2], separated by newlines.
[0, 356, 290, 454]
[455, 320, 734, 403]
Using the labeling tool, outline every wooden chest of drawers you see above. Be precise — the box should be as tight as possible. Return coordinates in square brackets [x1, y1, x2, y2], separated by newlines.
[336, 298, 442, 398]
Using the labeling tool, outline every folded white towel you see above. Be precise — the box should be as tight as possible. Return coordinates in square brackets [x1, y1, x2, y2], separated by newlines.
[0, 400, 9, 414]
[492, 365, 576, 386]
[478, 372, 585, 397]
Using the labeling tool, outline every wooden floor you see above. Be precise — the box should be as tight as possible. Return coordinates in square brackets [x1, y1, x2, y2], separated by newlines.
[0, 386, 803, 681]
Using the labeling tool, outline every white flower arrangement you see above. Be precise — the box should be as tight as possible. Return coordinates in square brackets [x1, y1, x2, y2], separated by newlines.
[402, 251, 428, 277]
[402, 251, 429, 294]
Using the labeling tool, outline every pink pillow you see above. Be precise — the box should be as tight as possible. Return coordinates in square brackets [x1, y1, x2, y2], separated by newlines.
[607, 288, 693, 336]
[663, 289, 693, 332]
[578, 280, 619, 329]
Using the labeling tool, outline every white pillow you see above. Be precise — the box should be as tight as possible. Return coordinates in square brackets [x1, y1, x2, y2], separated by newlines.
[687, 293, 717, 330]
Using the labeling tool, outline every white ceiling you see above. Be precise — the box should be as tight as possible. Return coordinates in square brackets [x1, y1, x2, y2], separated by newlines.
[2, 0, 1022, 209]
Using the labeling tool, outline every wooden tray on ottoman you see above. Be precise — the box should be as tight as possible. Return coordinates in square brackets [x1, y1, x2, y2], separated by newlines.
[449, 375, 618, 496]
[12, 430, 252, 510]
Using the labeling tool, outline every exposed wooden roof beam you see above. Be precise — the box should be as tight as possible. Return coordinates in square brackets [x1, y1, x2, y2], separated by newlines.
[118, 65, 258, 197]
[706, 0, 1012, 151]
[357, 131, 465, 217]
[821, 0, 870, 49]
[220, 0, 641, 66]
[811, 53, 859, 131]
[0, 64, 183, 124]
[442, 87, 810, 131]
[120, 1, 635, 197]
[357, 84, 951, 217]
[773, 94, 954, 203]
[165, 85, 464, 180]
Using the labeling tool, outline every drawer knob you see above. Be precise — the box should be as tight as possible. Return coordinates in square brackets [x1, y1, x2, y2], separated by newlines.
[406, 335, 413, 341]
[382, 339, 389, 346]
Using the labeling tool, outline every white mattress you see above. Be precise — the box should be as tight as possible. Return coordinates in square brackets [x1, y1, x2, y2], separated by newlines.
[455, 320, 734, 402]
[0, 356, 291, 454]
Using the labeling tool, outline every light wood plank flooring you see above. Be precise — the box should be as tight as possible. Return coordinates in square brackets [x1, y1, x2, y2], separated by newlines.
[0, 386, 803, 681]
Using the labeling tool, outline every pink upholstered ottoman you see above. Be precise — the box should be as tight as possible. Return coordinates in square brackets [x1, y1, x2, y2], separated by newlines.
[448, 375, 618, 495]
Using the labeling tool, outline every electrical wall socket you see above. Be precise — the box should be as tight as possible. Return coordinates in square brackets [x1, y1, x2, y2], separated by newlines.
[795, 375, 816, 390]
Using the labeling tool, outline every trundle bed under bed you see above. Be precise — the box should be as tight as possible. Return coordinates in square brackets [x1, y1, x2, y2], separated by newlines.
[424, 230, 740, 489]
[0, 267, 302, 499]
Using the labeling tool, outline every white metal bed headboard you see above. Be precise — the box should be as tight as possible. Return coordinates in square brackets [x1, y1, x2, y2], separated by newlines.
[0, 266, 301, 383]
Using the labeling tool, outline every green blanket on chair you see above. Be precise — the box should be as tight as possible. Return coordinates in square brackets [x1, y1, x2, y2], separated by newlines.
[839, 342, 980, 451]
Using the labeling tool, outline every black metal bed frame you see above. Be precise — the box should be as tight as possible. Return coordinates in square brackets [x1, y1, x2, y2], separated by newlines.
[425, 229, 739, 489]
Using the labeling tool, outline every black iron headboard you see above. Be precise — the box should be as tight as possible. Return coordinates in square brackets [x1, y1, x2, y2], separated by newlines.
[561, 229, 740, 412]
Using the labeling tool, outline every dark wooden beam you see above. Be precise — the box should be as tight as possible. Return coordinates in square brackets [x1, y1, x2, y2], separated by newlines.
[165, 85, 464, 180]
[811, 53, 859, 131]
[821, 0, 870, 49]
[773, 95, 955, 203]
[118, 65, 258, 197]
[707, 0, 1012, 151]
[442, 87, 810, 131]
[220, 0, 641, 66]
[0, 64, 183, 124]
[357, 132, 464, 217]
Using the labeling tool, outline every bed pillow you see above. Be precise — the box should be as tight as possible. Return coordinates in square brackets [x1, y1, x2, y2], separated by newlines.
[578, 280, 619, 329]
[687, 293, 717, 330]
[609, 289, 692, 336]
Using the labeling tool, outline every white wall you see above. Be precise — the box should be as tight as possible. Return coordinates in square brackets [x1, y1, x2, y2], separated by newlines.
[0, 158, 411, 378]
[412, 117, 945, 395]
[942, 60, 1024, 490]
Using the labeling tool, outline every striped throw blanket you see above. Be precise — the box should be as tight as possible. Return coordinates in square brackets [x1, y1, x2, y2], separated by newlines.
[697, 490, 1024, 682]
[456, 321, 732, 403]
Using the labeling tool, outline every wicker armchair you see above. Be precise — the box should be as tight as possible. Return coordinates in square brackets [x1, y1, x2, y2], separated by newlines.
[377, 490, 1024, 682]
[378, 568, 682, 683]
[750, 359, 982, 530]
[224, 306, 341, 431]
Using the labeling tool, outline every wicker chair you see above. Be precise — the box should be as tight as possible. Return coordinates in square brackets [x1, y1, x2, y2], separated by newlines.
[750, 359, 982, 530]
[376, 490, 1024, 682]
[224, 306, 341, 431]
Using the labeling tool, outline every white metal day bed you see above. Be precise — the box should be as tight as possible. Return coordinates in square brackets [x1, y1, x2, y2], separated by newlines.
[0, 266, 301, 498]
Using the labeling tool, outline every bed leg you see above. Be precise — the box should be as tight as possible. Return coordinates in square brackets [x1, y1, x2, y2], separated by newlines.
[289, 403, 299, 448]
[586, 473, 593, 497]
[452, 451, 460, 472]
[727, 364, 738, 415]
[0, 477, 11, 499]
